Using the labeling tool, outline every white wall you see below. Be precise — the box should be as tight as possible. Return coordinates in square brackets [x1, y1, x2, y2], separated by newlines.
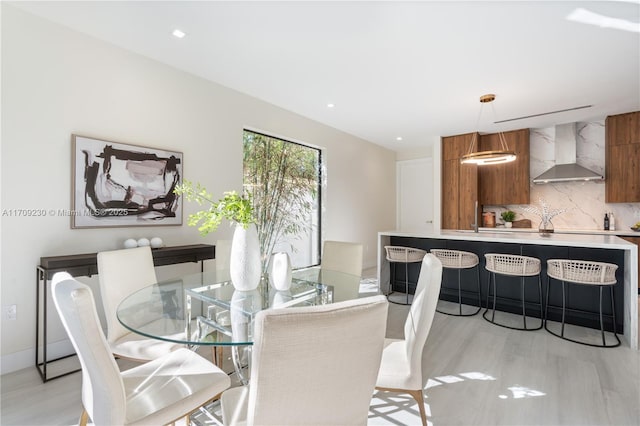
[0, 6, 396, 373]
[395, 145, 433, 161]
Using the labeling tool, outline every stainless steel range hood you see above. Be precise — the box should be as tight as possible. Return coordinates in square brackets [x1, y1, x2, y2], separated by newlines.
[532, 123, 604, 184]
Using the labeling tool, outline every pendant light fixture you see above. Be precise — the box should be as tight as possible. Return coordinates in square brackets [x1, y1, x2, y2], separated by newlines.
[460, 94, 517, 165]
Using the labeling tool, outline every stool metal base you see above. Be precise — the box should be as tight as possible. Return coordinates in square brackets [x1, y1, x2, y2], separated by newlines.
[438, 303, 481, 317]
[483, 271, 543, 331]
[387, 292, 414, 305]
[436, 265, 481, 317]
[544, 278, 621, 348]
[544, 322, 621, 348]
[388, 260, 414, 305]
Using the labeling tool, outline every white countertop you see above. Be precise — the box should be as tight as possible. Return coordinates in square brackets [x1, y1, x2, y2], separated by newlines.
[477, 226, 640, 237]
[379, 230, 636, 250]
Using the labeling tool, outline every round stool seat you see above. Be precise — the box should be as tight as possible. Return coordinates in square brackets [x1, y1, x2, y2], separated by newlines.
[430, 249, 479, 269]
[385, 246, 427, 305]
[385, 246, 427, 264]
[431, 249, 481, 316]
[547, 259, 617, 285]
[545, 259, 620, 348]
[483, 253, 543, 331]
[485, 254, 541, 277]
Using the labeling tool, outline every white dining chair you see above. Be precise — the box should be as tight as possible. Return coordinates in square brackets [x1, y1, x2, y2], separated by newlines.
[97, 246, 183, 361]
[220, 295, 389, 426]
[320, 240, 364, 277]
[51, 272, 230, 426]
[375, 253, 443, 426]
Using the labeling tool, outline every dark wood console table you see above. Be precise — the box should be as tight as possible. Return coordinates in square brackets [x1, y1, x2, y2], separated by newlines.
[36, 244, 215, 382]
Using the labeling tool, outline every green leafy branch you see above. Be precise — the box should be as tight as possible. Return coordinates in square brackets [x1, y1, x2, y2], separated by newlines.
[174, 180, 255, 236]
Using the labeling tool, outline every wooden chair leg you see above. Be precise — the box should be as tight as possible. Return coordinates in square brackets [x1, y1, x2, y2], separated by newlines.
[376, 387, 428, 426]
[211, 346, 224, 369]
[79, 409, 89, 426]
[407, 388, 427, 426]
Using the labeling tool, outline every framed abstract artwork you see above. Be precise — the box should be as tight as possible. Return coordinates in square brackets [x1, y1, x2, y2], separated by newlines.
[72, 134, 183, 228]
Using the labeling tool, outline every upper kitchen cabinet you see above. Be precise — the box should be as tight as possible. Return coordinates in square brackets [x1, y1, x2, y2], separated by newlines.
[441, 133, 478, 230]
[478, 129, 530, 205]
[606, 111, 640, 203]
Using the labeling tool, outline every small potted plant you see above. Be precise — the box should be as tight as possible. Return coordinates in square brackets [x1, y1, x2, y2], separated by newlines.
[501, 210, 516, 228]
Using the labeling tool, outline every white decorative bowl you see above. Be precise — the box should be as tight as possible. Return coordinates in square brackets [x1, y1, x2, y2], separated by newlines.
[150, 237, 164, 248]
[123, 239, 138, 249]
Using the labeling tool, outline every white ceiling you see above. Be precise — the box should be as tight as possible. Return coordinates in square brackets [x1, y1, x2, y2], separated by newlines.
[9, 1, 640, 151]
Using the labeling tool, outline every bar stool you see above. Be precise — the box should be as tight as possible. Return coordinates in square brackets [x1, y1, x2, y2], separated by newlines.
[545, 259, 620, 348]
[483, 253, 543, 330]
[430, 249, 481, 316]
[384, 246, 427, 305]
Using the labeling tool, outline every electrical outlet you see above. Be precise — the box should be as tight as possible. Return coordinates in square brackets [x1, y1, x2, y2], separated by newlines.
[3, 305, 17, 321]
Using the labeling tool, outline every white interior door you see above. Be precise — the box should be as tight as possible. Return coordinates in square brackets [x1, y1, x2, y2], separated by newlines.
[397, 158, 434, 232]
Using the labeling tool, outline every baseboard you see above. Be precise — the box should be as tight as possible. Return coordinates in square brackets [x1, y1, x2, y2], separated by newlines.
[1, 339, 75, 376]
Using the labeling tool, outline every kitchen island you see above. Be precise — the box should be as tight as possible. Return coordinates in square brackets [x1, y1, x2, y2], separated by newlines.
[378, 230, 638, 350]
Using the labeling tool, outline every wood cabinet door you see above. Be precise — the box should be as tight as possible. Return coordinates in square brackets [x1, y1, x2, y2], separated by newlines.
[442, 132, 478, 160]
[459, 161, 478, 230]
[606, 112, 640, 146]
[478, 128, 530, 205]
[441, 134, 478, 230]
[441, 158, 460, 229]
[606, 111, 640, 203]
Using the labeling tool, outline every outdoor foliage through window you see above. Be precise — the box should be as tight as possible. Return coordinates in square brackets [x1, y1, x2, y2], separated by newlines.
[243, 130, 321, 269]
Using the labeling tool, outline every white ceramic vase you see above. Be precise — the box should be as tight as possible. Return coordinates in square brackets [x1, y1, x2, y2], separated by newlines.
[230, 223, 262, 291]
[269, 252, 292, 291]
[230, 289, 260, 369]
[230, 289, 261, 342]
[271, 290, 292, 307]
[505, 222, 513, 228]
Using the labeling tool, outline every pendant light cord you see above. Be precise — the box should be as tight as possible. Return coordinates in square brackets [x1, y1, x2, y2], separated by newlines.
[490, 102, 510, 151]
[466, 102, 486, 156]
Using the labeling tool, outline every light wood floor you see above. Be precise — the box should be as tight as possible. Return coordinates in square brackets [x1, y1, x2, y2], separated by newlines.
[2, 285, 639, 425]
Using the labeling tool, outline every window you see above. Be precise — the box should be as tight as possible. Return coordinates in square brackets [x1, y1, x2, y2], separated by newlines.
[243, 130, 321, 269]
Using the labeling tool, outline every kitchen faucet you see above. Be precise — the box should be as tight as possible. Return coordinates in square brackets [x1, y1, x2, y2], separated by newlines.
[471, 200, 479, 232]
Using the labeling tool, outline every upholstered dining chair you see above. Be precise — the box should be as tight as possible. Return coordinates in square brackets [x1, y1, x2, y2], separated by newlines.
[320, 240, 364, 277]
[97, 246, 183, 361]
[220, 295, 389, 426]
[51, 272, 230, 426]
[375, 253, 443, 426]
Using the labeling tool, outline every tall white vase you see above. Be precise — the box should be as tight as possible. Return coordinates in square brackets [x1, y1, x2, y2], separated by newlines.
[230, 223, 262, 291]
[269, 252, 292, 291]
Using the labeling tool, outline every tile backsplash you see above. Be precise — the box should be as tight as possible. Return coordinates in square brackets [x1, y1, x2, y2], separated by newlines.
[485, 121, 640, 230]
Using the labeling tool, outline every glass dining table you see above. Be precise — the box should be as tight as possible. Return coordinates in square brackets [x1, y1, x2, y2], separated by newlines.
[117, 266, 379, 383]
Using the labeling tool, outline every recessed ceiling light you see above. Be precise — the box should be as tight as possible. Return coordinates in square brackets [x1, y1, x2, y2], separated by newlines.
[396, 137, 403, 141]
[327, 103, 335, 108]
[172, 29, 186, 39]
